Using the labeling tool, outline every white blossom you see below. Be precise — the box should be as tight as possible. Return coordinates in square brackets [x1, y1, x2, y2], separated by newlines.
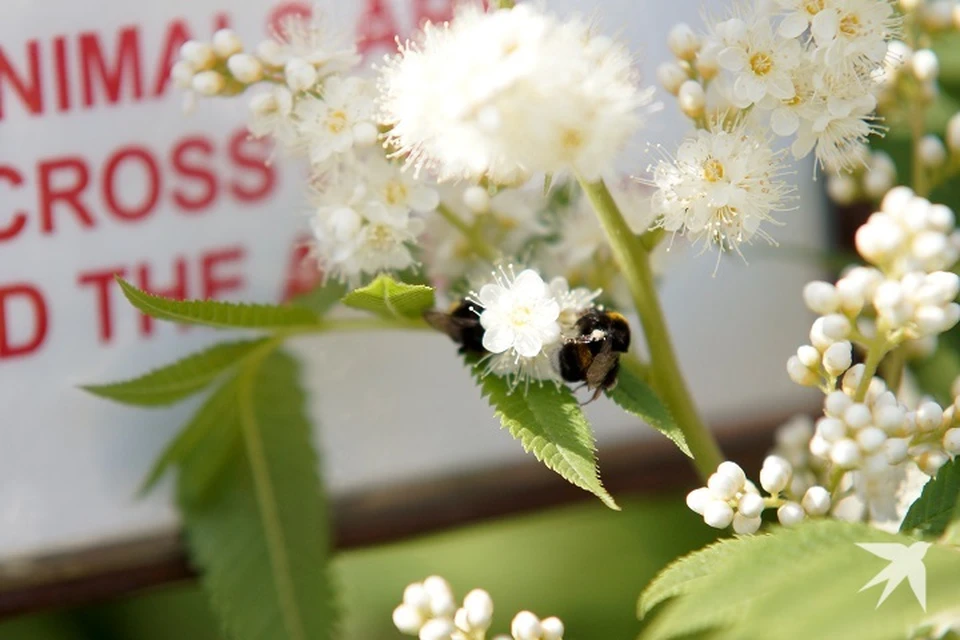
[294, 77, 376, 166]
[477, 268, 561, 359]
[378, 4, 653, 182]
[651, 118, 794, 255]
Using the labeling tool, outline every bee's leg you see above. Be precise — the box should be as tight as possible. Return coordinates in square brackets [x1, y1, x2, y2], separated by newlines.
[579, 386, 604, 406]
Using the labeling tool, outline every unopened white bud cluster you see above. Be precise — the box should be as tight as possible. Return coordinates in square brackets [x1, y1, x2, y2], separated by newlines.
[393, 577, 563, 640]
[686, 460, 831, 533]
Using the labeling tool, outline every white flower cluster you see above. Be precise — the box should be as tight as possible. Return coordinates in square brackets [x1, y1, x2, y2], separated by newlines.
[774, 185, 960, 528]
[393, 576, 563, 640]
[378, 3, 654, 183]
[657, 0, 900, 173]
[472, 268, 599, 387]
[649, 118, 795, 256]
[686, 459, 832, 534]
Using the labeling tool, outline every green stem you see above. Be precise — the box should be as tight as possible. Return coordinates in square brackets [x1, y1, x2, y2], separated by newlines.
[436, 202, 500, 263]
[577, 176, 724, 480]
[880, 346, 906, 395]
[854, 339, 890, 402]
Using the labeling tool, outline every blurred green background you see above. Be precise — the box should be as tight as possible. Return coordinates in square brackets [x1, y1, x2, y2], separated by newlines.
[0, 496, 712, 640]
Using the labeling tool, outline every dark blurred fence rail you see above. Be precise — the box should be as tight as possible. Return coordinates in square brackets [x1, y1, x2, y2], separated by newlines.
[0, 415, 789, 619]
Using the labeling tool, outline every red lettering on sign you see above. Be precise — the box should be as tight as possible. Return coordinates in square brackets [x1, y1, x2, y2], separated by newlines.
[136, 258, 188, 335]
[38, 157, 95, 235]
[102, 146, 162, 221]
[357, 0, 401, 54]
[0, 283, 49, 359]
[202, 246, 246, 299]
[281, 237, 322, 302]
[0, 166, 28, 242]
[171, 136, 217, 212]
[79, 27, 143, 108]
[229, 131, 276, 203]
[0, 40, 42, 120]
[412, 0, 456, 25]
[77, 267, 125, 343]
[53, 36, 70, 112]
[152, 19, 192, 98]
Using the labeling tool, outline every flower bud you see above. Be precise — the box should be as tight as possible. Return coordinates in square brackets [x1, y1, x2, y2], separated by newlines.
[511, 611, 542, 640]
[738, 492, 765, 519]
[657, 62, 688, 95]
[463, 186, 491, 213]
[696, 44, 720, 80]
[856, 427, 887, 453]
[777, 501, 805, 526]
[212, 29, 243, 59]
[686, 487, 713, 515]
[943, 428, 960, 454]
[420, 618, 455, 640]
[353, 121, 380, 147]
[760, 456, 792, 494]
[678, 80, 705, 118]
[797, 345, 821, 369]
[191, 70, 225, 96]
[393, 604, 425, 635]
[912, 49, 940, 82]
[179, 40, 216, 70]
[463, 589, 494, 631]
[948, 113, 960, 153]
[924, 1, 954, 31]
[257, 39, 285, 67]
[843, 403, 872, 430]
[803, 281, 840, 315]
[825, 390, 853, 418]
[823, 341, 853, 377]
[404, 582, 431, 612]
[841, 364, 866, 396]
[919, 135, 947, 167]
[830, 438, 862, 469]
[285, 57, 318, 92]
[787, 356, 818, 386]
[171, 60, 195, 88]
[733, 513, 762, 535]
[423, 576, 456, 618]
[917, 401, 944, 432]
[827, 174, 857, 205]
[227, 53, 264, 84]
[703, 500, 735, 529]
[668, 23, 700, 59]
[863, 167, 895, 201]
[884, 438, 910, 464]
[801, 486, 832, 516]
[917, 448, 950, 475]
[817, 417, 847, 443]
[541, 617, 565, 640]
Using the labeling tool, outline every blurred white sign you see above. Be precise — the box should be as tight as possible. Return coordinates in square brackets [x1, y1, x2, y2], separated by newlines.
[0, 0, 824, 560]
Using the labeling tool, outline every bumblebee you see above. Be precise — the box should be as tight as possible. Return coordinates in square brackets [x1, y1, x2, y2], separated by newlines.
[555, 309, 631, 403]
[425, 301, 630, 403]
[423, 300, 487, 354]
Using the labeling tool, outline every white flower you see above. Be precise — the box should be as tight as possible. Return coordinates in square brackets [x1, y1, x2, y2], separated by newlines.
[791, 92, 882, 173]
[260, 11, 360, 76]
[364, 155, 439, 215]
[378, 4, 652, 182]
[549, 277, 601, 336]
[651, 119, 794, 255]
[248, 86, 298, 147]
[713, 12, 803, 108]
[310, 184, 425, 284]
[809, 0, 900, 75]
[776, 0, 833, 39]
[295, 77, 376, 166]
[477, 268, 561, 358]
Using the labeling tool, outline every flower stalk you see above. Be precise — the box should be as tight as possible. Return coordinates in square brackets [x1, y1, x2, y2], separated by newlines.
[578, 176, 724, 480]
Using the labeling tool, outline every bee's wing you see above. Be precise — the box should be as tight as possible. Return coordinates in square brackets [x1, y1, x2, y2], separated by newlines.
[584, 341, 617, 390]
[423, 310, 479, 342]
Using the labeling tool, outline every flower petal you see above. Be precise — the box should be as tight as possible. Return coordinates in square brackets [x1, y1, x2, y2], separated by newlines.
[478, 283, 506, 307]
[511, 269, 547, 298]
[778, 13, 808, 39]
[482, 324, 515, 353]
[513, 331, 542, 358]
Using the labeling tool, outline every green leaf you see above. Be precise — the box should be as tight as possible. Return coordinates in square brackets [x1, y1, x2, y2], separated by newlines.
[288, 281, 347, 317]
[117, 278, 322, 330]
[471, 361, 619, 510]
[911, 341, 960, 407]
[901, 459, 960, 537]
[341, 274, 435, 319]
[608, 359, 691, 458]
[638, 520, 960, 640]
[179, 350, 337, 640]
[83, 340, 266, 407]
[139, 376, 242, 498]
